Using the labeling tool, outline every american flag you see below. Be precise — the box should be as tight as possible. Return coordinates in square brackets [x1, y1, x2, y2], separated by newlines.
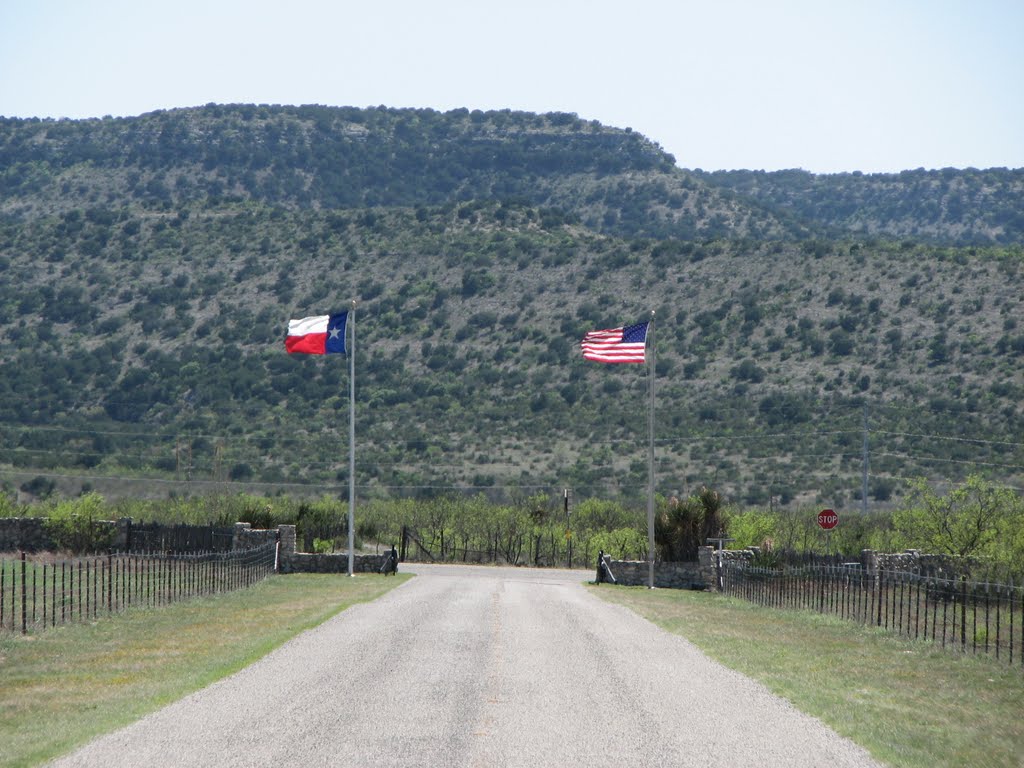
[580, 321, 649, 364]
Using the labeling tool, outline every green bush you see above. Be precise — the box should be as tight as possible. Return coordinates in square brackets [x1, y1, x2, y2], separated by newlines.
[894, 475, 1024, 572]
[655, 487, 725, 561]
[0, 487, 19, 518]
[722, 507, 777, 549]
[591, 527, 647, 561]
[312, 538, 334, 554]
[20, 475, 56, 500]
[748, 547, 783, 569]
[42, 492, 115, 553]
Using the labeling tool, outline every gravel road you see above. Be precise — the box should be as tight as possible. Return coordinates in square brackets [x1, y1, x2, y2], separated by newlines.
[50, 563, 882, 767]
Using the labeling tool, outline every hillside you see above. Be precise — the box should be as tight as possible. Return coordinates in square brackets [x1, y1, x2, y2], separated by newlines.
[0, 105, 801, 241]
[0, 105, 1022, 509]
[695, 167, 1024, 245]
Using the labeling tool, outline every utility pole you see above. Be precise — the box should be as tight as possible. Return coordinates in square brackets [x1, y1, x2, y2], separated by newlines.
[214, 439, 224, 481]
[861, 404, 869, 515]
[564, 488, 572, 569]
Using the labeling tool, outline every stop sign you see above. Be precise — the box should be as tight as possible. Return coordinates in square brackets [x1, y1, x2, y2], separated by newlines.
[818, 509, 839, 530]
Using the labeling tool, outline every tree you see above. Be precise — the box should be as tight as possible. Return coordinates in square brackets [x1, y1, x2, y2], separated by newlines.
[229, 463, 254, 481]
[829, 329, 854, 356]
[893, 476, 1018, 561]
[43, 492, 114, 553]
[928, 332, 950, 366]
[20, 475, 55, 500]
[730, 358, 765, 383]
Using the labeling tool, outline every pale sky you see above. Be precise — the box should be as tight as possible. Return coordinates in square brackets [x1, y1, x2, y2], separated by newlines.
[1, 0, 1021, 173]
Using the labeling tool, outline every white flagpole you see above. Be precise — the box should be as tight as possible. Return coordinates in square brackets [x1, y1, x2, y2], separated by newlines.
[348, 300, 356, 578]
[647, 310, 656, 589]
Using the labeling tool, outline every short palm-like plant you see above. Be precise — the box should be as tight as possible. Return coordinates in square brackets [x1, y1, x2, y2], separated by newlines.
[655, 486, 725, 561]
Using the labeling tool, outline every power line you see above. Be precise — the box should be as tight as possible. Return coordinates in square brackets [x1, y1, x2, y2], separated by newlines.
[872, 430, 1024, 448]
[873, 472, 1024, 494]
[872, 452, 1024, 472]
[655, 429, 862, 444]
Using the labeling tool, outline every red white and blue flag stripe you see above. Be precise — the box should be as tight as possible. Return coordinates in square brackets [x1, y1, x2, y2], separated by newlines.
[285, 312, 348, 355]
[580, 321, 649, 364]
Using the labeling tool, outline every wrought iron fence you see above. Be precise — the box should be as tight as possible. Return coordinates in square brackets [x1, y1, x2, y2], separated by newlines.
[721, 562, 1024, 667]
[125, 521, 236, 552]
[0, 543, 277, 635]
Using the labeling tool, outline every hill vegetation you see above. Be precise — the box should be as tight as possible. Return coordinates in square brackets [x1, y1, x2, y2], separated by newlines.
[0, 104, 1021, 512]
[0, 105, 799, 241]
[696, 167, 1024, 245]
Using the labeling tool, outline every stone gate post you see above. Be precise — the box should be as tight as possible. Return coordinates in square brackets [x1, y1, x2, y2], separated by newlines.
[278, 525, 296, 556]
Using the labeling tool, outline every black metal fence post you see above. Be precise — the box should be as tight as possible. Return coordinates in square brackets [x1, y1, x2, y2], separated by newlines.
[960, 577, 968, 652]
[20, 552, 27, 635]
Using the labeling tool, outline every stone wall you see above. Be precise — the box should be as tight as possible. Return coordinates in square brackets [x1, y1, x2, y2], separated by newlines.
[0, 517, 121, 552]
[273, 526, 395, 574]
[278, 552, 392, 574]
[712, 548, 980, 582]
[232, 522, 280, 550]
[113, 518, 130, 550]
[863, 549, 976, 579]
[598, 546, 718, 590]
[716, 548, 755, 566]
[0, 518, 53, 552]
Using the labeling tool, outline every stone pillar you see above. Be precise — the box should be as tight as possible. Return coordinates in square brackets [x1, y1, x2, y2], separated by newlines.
[115, 517, 132, 551]
[232, 522, 251, 551]
[698, 545, 714, 568]
[698, 546, 719, 591]
[861, 549, 877, 576]
[278, 525, 296, 556]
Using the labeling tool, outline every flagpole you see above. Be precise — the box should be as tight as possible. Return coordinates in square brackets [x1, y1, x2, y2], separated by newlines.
[348, 300, 356, 578]
[647, 309, 656, 589]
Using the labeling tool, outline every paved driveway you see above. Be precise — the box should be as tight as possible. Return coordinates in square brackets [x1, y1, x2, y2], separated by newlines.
[51, 563, 880, 767]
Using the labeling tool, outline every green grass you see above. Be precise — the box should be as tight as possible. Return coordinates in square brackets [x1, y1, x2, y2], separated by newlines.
[0, 573, 410, 768]
[591, 585, 1024, 768]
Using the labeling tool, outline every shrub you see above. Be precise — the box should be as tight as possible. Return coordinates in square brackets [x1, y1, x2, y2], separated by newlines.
[893, 476, 1024, 570]
[591, 527, 647, 561]
[655, 487, 725, 561]
[730, 358, 766, 383]
[749, 546, 783, 569]
[42, 492, 115, 553]
[20, 475, 56, 500]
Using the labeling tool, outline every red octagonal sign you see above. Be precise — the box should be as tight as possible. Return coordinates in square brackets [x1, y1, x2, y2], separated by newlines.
[818, 509, 839, 530]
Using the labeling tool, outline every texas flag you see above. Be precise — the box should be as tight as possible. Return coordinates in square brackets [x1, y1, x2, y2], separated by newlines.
[285, 312, 348, 355]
